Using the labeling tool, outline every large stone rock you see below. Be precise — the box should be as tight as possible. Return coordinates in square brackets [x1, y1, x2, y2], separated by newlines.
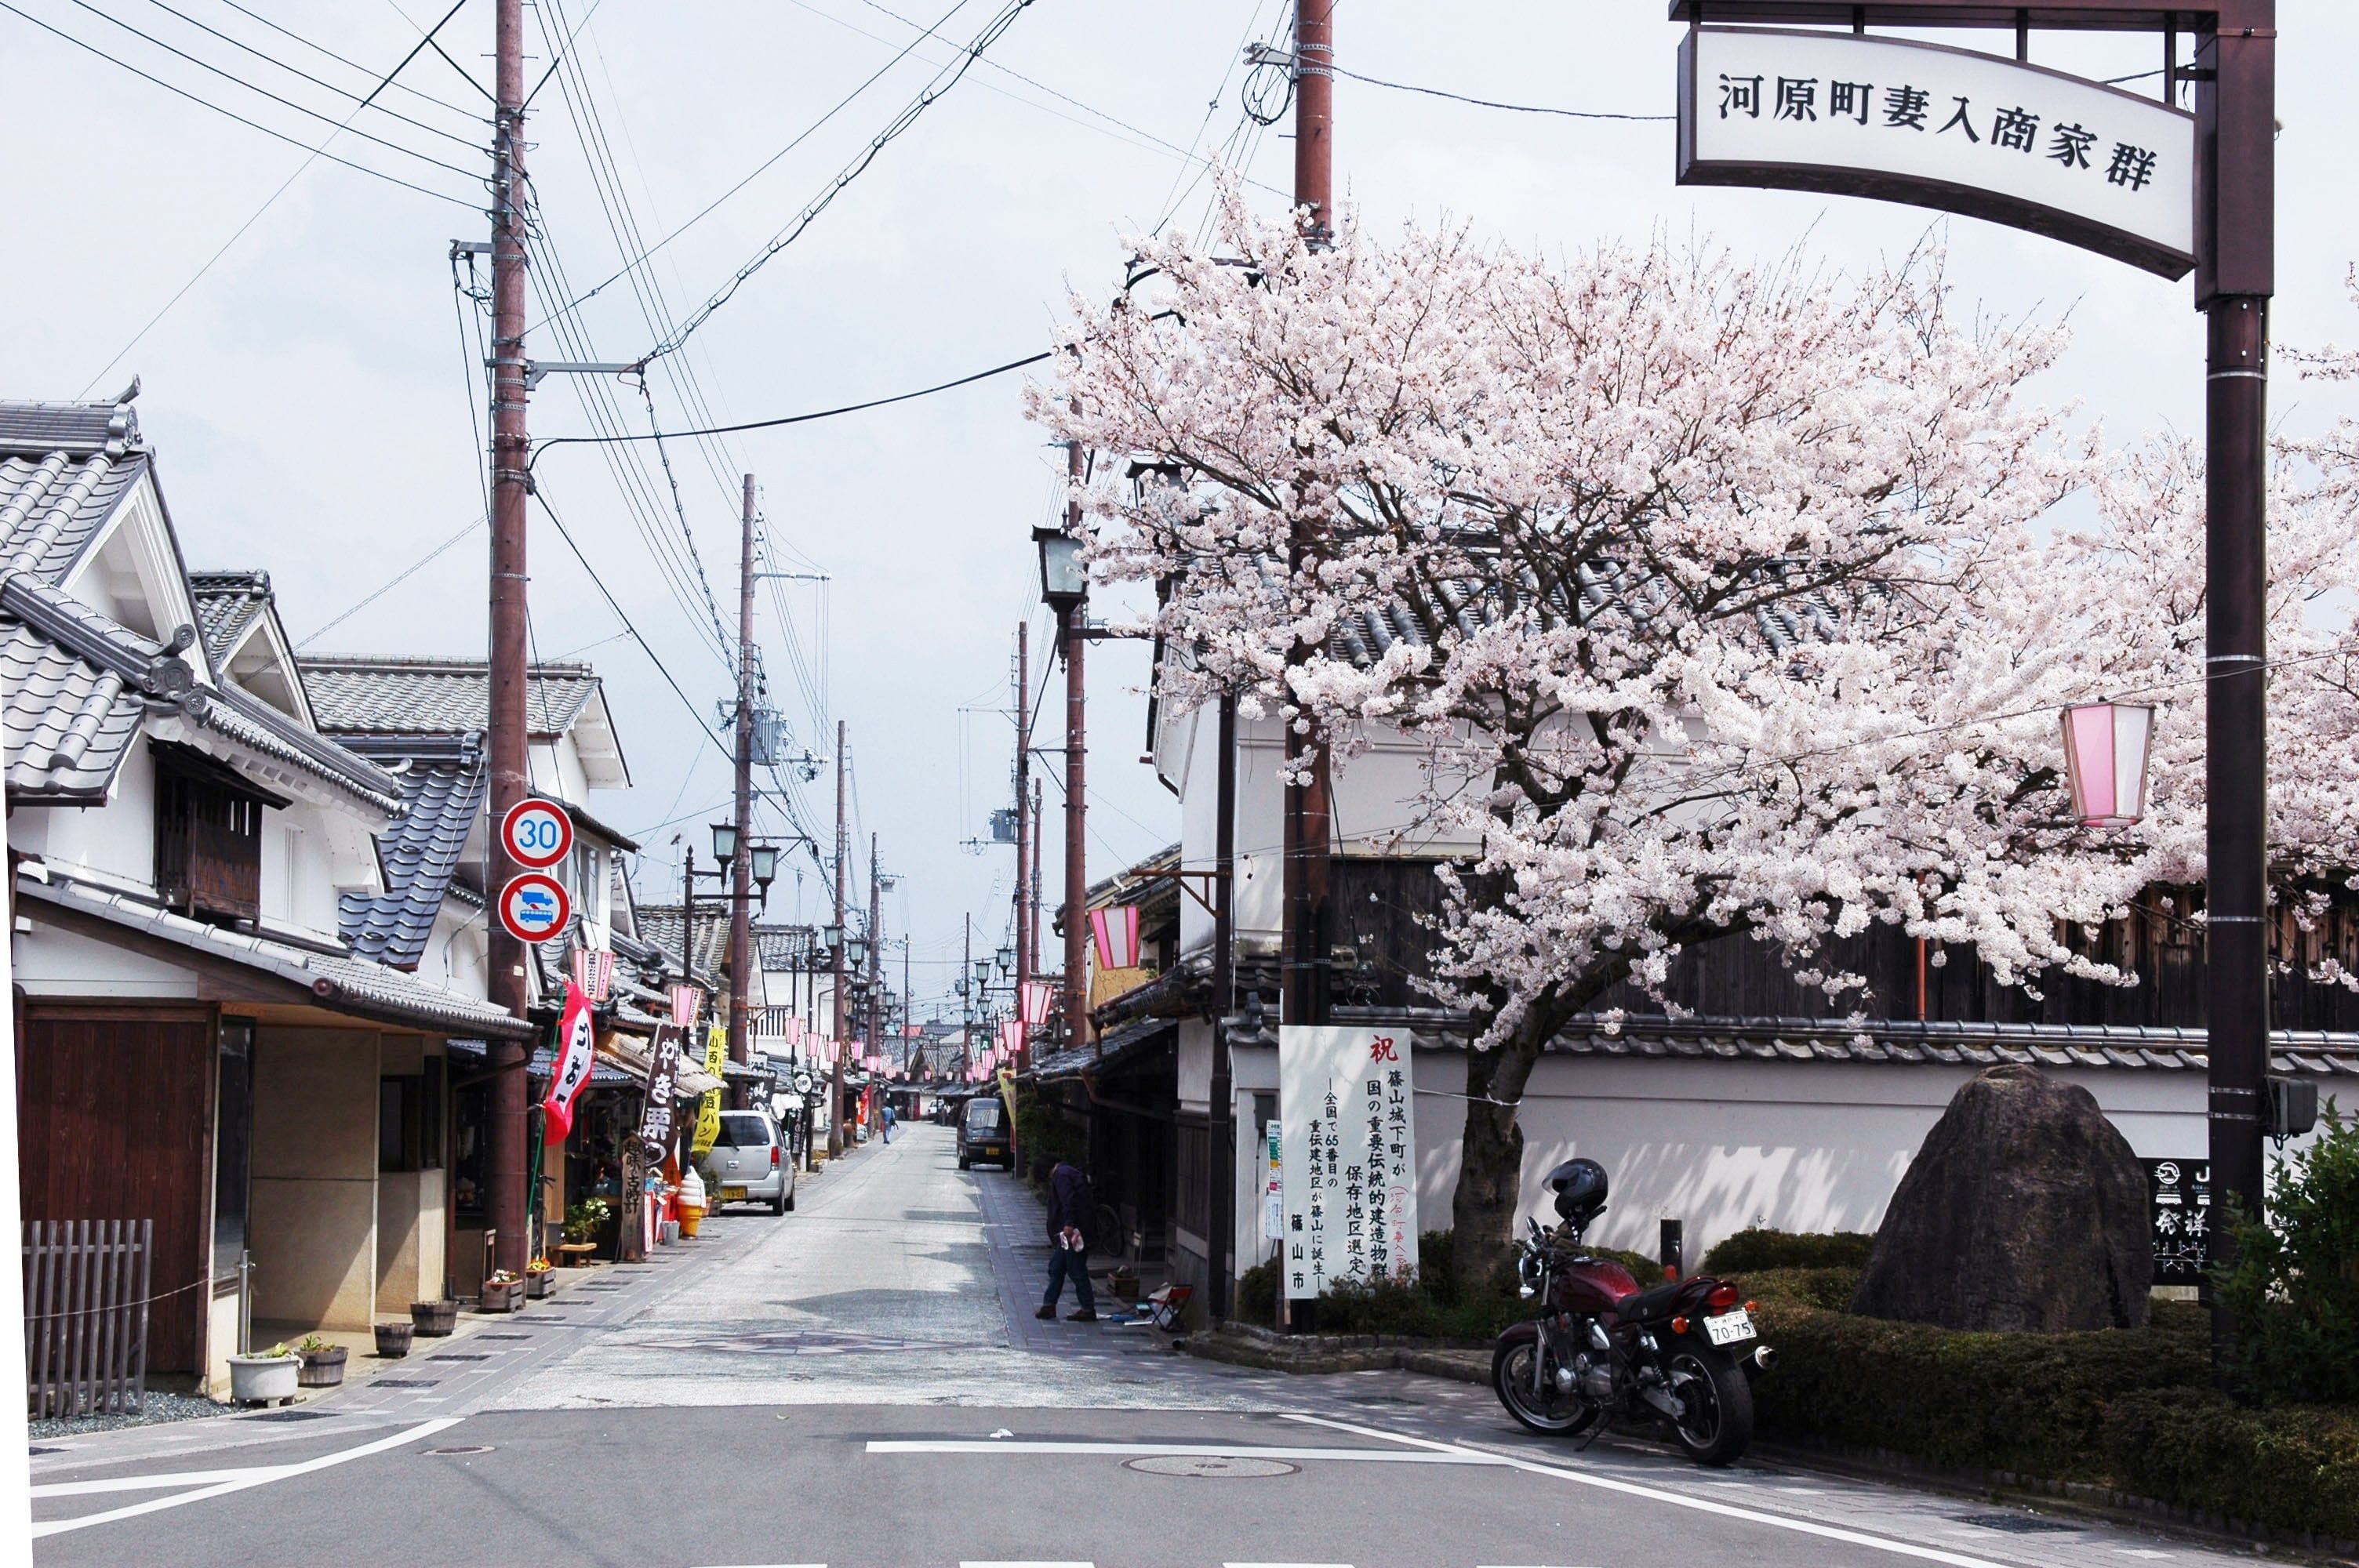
[1851, 1065, 2152, 1331]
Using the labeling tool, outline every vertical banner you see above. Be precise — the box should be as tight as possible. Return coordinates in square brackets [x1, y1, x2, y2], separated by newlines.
[539, 981, 596, 1142]
[1278, 1025, 1418, 1300]
[637, 1024, 685, 1156]
[1261, 1120, 1285, 1243]
[690, 1022, 727, 1157]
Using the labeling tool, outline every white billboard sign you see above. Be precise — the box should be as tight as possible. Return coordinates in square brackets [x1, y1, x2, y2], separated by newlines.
[1679, 27, 2194, 278]
[1278, 1025, 1418, 1301]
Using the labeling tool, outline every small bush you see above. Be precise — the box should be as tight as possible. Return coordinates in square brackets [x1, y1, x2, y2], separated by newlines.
[1740, 1266, 1864, 1312]
[1702, 1226, 1877, 1274]
[2213, 1106, 2359, 1404]
[1238, 1256, 1278, 1321]
[2103, 1388, 2359, 1542]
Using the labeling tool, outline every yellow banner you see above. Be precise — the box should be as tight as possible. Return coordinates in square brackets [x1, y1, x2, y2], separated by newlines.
[691, 1022, 727, 1156]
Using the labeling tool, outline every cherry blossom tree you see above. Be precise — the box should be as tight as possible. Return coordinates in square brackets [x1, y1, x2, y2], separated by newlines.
[1031, 193, 2359, 1279]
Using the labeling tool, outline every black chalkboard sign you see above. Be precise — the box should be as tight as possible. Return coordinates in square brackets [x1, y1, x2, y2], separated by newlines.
[2143, 1158, 2212, 1286]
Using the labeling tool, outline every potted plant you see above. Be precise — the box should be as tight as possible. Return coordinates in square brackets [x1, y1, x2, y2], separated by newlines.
[228, 1341, 300, 1406]
[410, 1298, 459, 1337]
[480, 1269, 523, 1312]
[293, 1333, 348, 1388]
[563, 1197, 616, 1259]
[525, 1256, 554, 1298]
[374, 1320, 415, 1358]
[1109, 1264, 1141, 1305]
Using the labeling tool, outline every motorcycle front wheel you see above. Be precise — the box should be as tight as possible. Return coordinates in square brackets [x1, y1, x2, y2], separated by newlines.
[1664, 1344, 1754, 1467]
[1491, 1338, 1604, 1437]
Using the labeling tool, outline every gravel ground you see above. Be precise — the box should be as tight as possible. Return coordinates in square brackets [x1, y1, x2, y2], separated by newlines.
[31, 1389, 230, 1442]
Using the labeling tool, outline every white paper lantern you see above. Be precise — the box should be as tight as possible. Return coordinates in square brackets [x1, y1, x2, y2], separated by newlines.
[2059, 702, 2155, 828]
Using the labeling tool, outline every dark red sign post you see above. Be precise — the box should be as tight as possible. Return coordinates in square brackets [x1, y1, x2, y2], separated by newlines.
[1671, 1, 2273, 1376]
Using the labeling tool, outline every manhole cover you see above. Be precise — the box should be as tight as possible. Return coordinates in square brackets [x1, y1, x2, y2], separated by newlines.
[424, 1445, 493, 1456]
[1953, 1514, 2081, 1534]
[1124, 1454, 1297, 1478]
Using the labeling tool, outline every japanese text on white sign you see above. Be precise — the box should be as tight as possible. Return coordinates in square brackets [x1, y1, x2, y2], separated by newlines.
[1278, 1025, 1418, 1301]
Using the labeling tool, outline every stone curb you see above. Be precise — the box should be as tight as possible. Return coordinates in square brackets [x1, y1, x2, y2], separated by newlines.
[1181, 1327, 1488, 1382]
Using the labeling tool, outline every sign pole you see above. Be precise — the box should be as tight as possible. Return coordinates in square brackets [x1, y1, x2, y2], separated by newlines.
[2194, 5, 2274, 1380]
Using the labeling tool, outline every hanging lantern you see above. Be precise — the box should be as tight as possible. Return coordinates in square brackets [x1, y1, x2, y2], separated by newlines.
[571, 946, 614, 1004]
[1091, 904, 1142, 970]
[1020, 980, 1055, 1026]
[2059, 702, 2157, 828]
[670, 985, 703, 1026]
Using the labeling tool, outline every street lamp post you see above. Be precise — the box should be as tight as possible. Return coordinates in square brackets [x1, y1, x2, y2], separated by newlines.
[1037, 510, 1090, 1061]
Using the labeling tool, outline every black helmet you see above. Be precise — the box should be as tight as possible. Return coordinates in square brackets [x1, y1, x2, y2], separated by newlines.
[1547, 1157, 1608, 1227]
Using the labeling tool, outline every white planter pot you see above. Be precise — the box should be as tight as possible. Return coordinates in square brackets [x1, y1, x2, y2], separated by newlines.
[228, 1355, 300, 1404]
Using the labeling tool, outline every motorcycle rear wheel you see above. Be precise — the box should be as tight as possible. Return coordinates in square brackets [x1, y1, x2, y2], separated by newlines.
[1492, 1339, 1604, 1437]
[1664, 1344, 1754, 1467]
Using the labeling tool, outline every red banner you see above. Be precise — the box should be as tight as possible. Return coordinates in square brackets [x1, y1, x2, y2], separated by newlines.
[540, 981, 596, 1143]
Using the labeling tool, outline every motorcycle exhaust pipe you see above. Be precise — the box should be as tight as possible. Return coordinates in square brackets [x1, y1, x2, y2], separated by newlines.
[1750, 1345, 1777, 1373]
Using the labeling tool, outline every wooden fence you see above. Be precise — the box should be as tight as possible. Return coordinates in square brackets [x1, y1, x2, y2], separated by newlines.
[23, 1219, 151, 1419]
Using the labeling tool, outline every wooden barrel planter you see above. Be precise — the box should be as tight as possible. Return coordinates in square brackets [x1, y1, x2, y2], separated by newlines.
[296, 1347, 347, 1388]
[410, 1300, 459, 1337]
[374, 1322, 415, 1358]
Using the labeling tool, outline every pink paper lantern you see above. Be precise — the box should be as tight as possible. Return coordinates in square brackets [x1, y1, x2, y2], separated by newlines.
[1090, 904, 1141, 970]
[2060, 702, 2155, 828]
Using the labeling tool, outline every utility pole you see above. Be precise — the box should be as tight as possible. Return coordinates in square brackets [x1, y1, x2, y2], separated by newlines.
[483, 0, 533, 1280]
[2198, 6, 2275, 1375]
[1030, 779, 1043, 978]
[962, 913, 974, 1078]
[1209, 692, 1238, 1320]
[830, 720, 848, 1157]
[728, 474, 758, 1083]
[867, 832, 883, 1073]
[1281, 0, 1336, 1034]
[1062, 440, 1091, 1058]
[1014, 622, 1032, 1070]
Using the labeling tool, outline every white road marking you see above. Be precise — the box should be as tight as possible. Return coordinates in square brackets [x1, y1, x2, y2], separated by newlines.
[870, 1439, 1492, 1465]
[31, 1418, 463, 1538]
[1278, 1414, 2025, 1568]
[35, 1467, 283, 1497]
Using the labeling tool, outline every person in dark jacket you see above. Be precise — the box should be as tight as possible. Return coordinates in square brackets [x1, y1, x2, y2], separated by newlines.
[1036, 1159, 1098, 1321]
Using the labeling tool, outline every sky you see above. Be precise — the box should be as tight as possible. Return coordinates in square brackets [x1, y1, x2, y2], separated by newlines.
[6, 1, 2356, 1022]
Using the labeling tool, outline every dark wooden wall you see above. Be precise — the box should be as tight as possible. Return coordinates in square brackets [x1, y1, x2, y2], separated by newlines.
[18, 1008, 216, 1373]
[1329, 860, 2359, 1033]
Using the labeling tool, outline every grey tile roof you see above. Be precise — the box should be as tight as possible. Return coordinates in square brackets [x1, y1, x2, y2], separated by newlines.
[334, 733, 487, 970]
[19, 871, 533, 1040]
[634, 906, 734, 979]
[0, 621, 147, 801]
[178, 678, 404, 818]
[1222, 1005, 2359, 1076]
[298, 655, 604, 738]
[0, 397, 139, 456]
[1028, 1013, 1175, 1081]
[188, 570, 274, 666]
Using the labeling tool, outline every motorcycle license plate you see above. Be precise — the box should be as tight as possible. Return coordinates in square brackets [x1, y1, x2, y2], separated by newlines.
[721, 1186, 748, 1202]
[1703, 1308, 1755, 1346]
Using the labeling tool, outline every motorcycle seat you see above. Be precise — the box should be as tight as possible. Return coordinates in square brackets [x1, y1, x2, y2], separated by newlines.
[1608, 1279, 1684, 1323]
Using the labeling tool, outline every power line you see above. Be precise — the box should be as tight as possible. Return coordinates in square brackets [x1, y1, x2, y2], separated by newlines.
[645, 0, 1039, 362]
[0, 0, 477, 207]
[56, 0, 487, 177]
[531, 346, 1053, 459]
[532, 0, 975, 330]
[294, 514, 483, 648]
[133, 0, 482, 147]
[215, 0, 484, 112]
[1329, 63, 1673, 122]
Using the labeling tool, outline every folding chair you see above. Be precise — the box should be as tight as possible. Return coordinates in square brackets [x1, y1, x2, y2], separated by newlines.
[1145, 1283, 1193, 1330]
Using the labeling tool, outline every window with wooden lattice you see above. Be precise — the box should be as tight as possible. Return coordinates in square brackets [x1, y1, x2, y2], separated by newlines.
[151, 741, 286, 926]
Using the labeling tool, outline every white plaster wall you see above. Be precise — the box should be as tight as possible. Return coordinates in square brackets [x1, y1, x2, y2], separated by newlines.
[12, 918, 202, 1000]
[1221, 1043, 2241, 1293]
[19, 748, 161, 892]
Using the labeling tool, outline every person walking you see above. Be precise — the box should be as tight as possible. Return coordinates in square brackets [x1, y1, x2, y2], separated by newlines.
[1036, 1157, 1097, 1322]
[881, 1102, 895, 1145]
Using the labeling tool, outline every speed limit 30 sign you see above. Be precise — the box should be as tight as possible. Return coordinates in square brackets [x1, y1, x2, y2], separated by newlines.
[501, 797, 573, 869]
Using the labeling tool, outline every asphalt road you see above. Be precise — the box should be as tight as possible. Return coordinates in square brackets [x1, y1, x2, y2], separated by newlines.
[27, 1124, 2252, 1568]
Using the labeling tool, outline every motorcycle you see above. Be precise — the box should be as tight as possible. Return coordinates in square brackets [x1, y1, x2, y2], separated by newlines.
[1490, 1158, 1772, 1467]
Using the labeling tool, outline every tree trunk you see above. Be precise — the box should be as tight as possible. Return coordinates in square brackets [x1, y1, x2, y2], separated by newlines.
[1449, 1011, 1550, 1292]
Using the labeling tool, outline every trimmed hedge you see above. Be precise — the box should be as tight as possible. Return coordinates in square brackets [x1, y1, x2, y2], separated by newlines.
[2102, 1389, 2359, 1543]
[1703, 1226, 1877, 1273]
[1749, 1297, 2211, 1478]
